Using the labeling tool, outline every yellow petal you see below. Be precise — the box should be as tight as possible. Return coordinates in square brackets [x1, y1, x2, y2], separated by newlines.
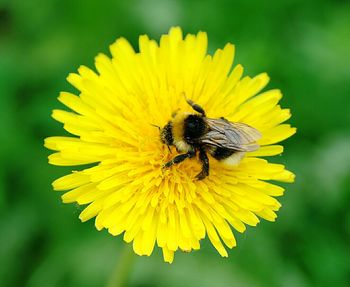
[247, 145, 284, 157]
[53, 172, 90, 191]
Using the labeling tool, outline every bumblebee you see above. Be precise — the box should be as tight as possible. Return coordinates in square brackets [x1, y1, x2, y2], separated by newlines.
[160, 98, 262, 180]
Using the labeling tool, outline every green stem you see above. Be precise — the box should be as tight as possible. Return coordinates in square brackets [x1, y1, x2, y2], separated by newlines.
[106, 244, 135, 287]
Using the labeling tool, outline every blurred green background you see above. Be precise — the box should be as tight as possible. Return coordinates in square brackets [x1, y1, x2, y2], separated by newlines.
[1, 0, 350, 286]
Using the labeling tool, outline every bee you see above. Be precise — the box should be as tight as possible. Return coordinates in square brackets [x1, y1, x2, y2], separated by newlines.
[160, 98, 262, 180]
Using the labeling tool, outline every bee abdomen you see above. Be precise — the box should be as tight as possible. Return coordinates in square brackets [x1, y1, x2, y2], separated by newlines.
[209, 148, 245, 166]
[211, 147, 235, 160]
[210, 147, 245, 165]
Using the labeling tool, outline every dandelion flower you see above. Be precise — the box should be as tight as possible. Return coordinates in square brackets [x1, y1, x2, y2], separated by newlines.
[45, 27, 296, 263]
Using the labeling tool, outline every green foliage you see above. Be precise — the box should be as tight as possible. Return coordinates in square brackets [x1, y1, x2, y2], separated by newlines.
[0, 0, 349, 286]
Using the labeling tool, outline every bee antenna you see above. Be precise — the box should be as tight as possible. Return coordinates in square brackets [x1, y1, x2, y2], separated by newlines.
[150, 124, 161, 131]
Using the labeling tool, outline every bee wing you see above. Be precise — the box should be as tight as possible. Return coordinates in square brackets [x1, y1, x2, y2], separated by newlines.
[202, 118, 262, 152]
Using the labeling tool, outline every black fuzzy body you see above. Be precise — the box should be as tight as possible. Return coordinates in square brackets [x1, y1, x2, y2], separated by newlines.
[183, 114, 207, 144]
[161, 114, 237, 161]
[160, 98, 258, 180]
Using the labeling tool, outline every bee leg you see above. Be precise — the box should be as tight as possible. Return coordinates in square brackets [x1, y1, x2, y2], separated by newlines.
[196, 148, 209, 180]
[163, 150, 195, 169]
[185, 98, 206, 117]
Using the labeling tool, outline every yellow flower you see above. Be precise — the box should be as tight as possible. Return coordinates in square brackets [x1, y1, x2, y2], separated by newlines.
[45, 27, 296, 263]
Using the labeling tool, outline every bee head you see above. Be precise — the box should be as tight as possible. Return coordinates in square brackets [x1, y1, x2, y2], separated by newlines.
[160, 122, 174, 145]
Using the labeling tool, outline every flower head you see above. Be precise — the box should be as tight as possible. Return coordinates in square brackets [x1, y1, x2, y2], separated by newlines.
[45, 27, 296, 263]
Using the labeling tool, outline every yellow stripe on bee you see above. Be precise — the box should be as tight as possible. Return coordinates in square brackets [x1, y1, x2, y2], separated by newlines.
[172, 112, 187, 141]
[172, 112, 192, 152]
